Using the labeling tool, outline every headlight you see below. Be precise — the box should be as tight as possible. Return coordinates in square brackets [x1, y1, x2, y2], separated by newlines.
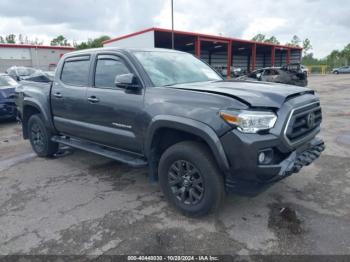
[220, 110, 277, 133]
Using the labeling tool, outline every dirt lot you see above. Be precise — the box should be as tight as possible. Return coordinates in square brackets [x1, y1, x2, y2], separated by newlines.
[0, 74, 350, 256]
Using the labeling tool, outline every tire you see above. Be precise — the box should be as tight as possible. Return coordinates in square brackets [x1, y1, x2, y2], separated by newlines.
[158, 141, 224, 217]
[28, 114, 58, 157]
[333, 71, 339, 74]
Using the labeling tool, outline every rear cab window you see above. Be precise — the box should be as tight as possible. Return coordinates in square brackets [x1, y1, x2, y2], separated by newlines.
[61, 55, 90, 86]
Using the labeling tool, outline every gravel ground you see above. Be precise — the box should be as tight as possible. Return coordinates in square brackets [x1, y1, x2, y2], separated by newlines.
[0, 74, 349, 257]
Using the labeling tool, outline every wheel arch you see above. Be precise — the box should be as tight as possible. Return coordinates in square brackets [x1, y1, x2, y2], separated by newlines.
[21, 100, 54, 139]
[145, 115, 230, 181]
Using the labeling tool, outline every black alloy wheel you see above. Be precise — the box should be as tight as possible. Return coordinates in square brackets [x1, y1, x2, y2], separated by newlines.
[28, 114, 58, 157]
[30, 122, 45, 153]
[168, 160, 204, 206]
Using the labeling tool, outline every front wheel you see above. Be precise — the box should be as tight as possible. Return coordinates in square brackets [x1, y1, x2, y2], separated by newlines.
[158, 141, 224, 217]
[28, 114, 58, 157]
[333, 71, 339, 74]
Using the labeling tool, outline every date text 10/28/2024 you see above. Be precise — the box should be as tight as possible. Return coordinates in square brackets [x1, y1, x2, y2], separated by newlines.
[127, 256, 221, 261]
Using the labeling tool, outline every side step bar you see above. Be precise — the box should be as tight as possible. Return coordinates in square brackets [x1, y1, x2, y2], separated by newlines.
[51, 136, 148, 168]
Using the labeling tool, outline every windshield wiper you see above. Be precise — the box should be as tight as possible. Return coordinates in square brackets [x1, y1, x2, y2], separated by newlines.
[163, 80, 220, 87]
[163, 83, 178, 87]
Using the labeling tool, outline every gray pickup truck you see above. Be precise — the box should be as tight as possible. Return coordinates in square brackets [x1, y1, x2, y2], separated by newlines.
[15, 48, 325, 216]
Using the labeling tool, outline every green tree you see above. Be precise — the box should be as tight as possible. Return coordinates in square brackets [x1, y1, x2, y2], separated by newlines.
[50, 35, 70, 46]
[302, 38, 312, 56]
[75, 35, 111, 50]
[18, 34, 24, 44]
[251, 33, 266, 42]
[286, 35, 301, 47]
[340, 43, 350, 66]
[0, 36, 4, 43]
[264, 36, 280, 44]
[5, 34, 16, 44]
[326, 50, 342, 68]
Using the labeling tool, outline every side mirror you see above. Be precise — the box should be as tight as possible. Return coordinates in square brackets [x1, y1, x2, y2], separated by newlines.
[114, 73, 141, 90]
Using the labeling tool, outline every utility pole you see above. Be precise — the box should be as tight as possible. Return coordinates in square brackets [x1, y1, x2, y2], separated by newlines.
[171, 0, 174, 49]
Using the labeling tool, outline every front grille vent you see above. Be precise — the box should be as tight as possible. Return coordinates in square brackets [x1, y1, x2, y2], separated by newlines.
[285, 102, 322, 143]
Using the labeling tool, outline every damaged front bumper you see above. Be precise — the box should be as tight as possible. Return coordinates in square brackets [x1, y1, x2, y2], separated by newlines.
[277, 138, 325, 177]
[224, 137, 325, 196]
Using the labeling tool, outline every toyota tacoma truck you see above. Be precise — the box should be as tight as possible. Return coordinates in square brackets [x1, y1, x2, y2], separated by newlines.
[15, 48, 325, 216]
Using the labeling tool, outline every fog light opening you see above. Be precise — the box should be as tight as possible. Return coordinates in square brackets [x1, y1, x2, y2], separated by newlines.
[258, 152, 266, 164]
[258, 149, 274, 165]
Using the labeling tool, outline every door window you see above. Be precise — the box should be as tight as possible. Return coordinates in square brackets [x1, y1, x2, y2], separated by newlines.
[61, 58, 90, 86]
[94, 57, 130, 88]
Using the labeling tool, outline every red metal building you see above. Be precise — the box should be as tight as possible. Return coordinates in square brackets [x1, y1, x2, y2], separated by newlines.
[103, 27, 302, 77]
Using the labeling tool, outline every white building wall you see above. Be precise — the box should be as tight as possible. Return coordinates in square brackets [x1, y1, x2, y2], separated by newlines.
[104, 31, 155, 48]
[0, 46, 72, 72]
[0, 48, 31, 60]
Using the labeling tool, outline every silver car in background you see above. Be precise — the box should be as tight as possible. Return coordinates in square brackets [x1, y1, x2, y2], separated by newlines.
[332, 66, 350, 74]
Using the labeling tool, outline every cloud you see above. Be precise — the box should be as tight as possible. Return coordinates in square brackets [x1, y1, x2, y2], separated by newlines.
[242, 18, 288, 39]
[0, 0, 348, 58]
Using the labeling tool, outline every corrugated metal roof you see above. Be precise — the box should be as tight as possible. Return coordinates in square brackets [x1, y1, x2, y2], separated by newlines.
[103, 27, 302, 50]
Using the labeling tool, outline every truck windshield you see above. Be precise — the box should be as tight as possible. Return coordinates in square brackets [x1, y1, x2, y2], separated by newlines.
[133, 51, 222, 86]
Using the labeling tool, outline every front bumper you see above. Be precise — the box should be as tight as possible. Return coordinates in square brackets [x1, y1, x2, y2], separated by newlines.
[221, 130, 325, 196]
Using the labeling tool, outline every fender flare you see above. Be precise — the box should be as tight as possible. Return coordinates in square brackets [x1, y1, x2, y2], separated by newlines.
[144, 115, 230, 172]
[22, 99, 56, 134]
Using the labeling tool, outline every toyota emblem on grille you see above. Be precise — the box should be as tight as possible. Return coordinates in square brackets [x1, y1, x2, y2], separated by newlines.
[306, 112, 316, 128]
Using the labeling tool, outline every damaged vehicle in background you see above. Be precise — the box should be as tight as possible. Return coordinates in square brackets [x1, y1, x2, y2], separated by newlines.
[22, 70, 55, 83]
[238, 64, 308, 87]
[220, 66, 245, 78]
[0, 74, 18, 120]
[6, 66, 37, 81]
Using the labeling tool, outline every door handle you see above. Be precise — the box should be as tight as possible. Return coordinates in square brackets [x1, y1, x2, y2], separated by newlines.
[53, 92, 63, 98]
[88, 96, 99, 103]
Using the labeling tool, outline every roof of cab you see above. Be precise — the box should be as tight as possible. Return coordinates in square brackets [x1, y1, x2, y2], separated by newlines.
[63, 47, 185, 58]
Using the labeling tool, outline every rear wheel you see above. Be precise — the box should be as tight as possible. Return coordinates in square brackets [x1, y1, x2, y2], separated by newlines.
[28, 114, 58, 157]
[158, 141, 224, 217]
[333, 71, 339, 74]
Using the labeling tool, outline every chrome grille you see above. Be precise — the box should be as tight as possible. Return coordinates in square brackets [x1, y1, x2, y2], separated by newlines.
[285, 102, 322, 144]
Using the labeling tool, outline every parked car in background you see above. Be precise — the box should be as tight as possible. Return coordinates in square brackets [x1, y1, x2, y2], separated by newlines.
[22, 70, 55, 83]
[332, 66, 350, 74]
[16, 48, 324, 216]
[220, 67, 245, 78]
[238, 64, 308, 87]
[6, 66, 37, 81]
[0, 74, 18, 120]
[300, 65, 309, 75]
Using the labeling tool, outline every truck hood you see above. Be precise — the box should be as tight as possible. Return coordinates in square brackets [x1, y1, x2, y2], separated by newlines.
[171, 80, 314, 108]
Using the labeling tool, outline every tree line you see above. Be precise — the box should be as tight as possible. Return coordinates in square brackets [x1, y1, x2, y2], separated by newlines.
[251, 33, 349, 68]
[0, 34, 44, 45]
[49, 35, 111, 50]
[251, 34, 312, 56]
[0, 34, 110, 50]
[2, 33, 349, 68]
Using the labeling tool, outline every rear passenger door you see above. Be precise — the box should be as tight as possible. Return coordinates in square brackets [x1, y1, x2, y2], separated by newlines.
[84, 53, 144, 153]
[51, 55, 91, 137]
